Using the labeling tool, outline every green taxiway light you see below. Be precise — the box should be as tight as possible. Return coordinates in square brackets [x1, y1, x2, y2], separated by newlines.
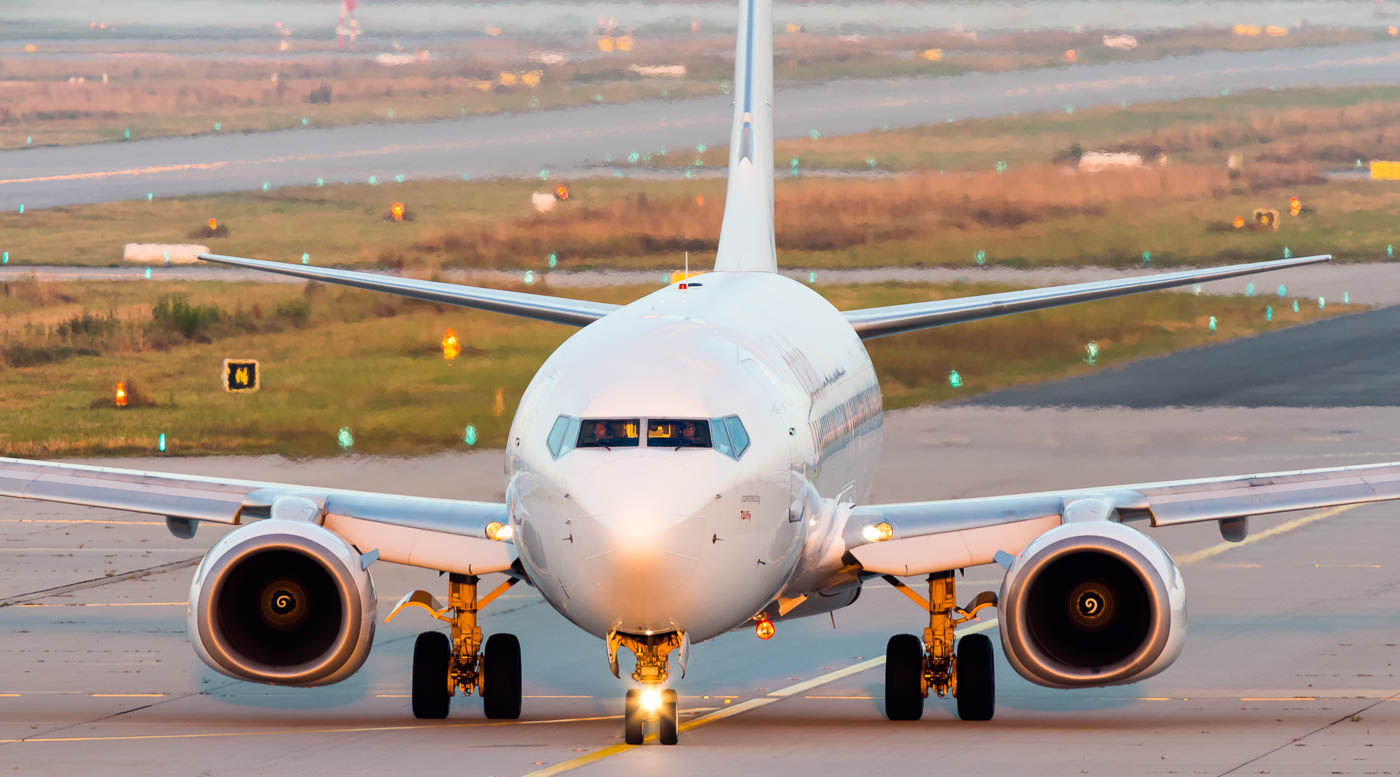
[548, 252, 558, 268]
[524, 270, 536, 284]
[144, 267, 151, 279]
[808, 271, 817, 284]
[1245, 282, 1255, 296]
[213, 122, 221, 131]
[158, 433, 166, 452]
[948, 370, 963, 388]
[1318, 297, 1326, 309]
[302, 253, 310, 265]
[1142, 250, 1151, 265]
[975, 250, 986, 266]
[808, 129, 821, 140]
[1, 251, 6, 264]
[146, 192, 153, 201]
[1208, 316, 1217, 333]
[1344, 291, 1350, 304]
[1266, 305, 1273, 322]
[261, 182, 270, 191]
[1083, 341, 1099, 365]
[464, 425, 478, 446]
[1283, 246, 1291, 259]
[337, 427, 354, 450]
[1277, 284, 1287, 296]
[1292, 299, 1300, 313]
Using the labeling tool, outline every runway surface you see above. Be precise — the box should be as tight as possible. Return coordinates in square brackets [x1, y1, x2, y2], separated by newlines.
[971, 304, 1400, 408]
[4, 41, 1400, 209]
[3, 397, 1399, 775]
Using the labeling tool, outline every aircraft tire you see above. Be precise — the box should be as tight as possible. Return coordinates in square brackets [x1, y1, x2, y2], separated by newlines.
[482, 633, 522, 719]
[659, 689, 679, 745]
[411, 631, 451, 719]
[624, 689, 645, 745]
[955, 633, 995, 721]
[884, 633, 924, 721]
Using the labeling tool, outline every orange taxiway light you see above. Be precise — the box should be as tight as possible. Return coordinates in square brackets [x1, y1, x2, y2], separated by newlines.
[1233, 216, 1245, 229]
[1065, 49, 1077, 63]
[1289, 197, 1301, 216]
[554, 185, 570, 201]
[1390, 26, 1398, 37]
[390, 202, 405, 222]
[755, 617, 775, 640]
[207, 217, 218, 231]
[115, 381, 127, 408]
[442, 328, 461, 360]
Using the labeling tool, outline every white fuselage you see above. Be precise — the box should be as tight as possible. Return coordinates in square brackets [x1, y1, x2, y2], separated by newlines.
[505, 272, 882, 642]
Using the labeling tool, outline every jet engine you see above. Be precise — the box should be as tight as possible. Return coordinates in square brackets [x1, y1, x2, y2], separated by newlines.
[997, 521, 1186, 688]
[187, 519, 376, 686]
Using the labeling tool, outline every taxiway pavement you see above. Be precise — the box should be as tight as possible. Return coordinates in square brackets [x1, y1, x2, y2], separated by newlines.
[4, 41, 1400, 210]
[3, 397, 1398, 775]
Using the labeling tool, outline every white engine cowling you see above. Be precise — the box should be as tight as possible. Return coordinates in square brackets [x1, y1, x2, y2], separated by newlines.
[998, 521, 1186, 688]
[188, 519, 376, 687]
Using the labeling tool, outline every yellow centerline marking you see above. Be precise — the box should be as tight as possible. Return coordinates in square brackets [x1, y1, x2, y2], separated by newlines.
[1174, 504, 1358, 566]
[0, 714, 624, 745]
[90, 693, 165, 698]
[521, 619, 997, 777]
[0, 694, 21, 698]
[804, 695, 874, 700]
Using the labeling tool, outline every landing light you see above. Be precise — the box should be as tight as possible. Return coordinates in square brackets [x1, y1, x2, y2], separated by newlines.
[640, 688, 662, 712]
[754, 618, 775, 640]
[485, 521, 513, 542]
[861, 522, 894, 543]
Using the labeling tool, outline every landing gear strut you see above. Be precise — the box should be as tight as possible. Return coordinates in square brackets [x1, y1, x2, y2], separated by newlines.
[882, 571, 997, 721]
[388, 573, 521, 720]
[610, 631, 683, 745]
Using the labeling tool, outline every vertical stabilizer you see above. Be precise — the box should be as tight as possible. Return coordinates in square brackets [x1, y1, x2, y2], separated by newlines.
[713, 0, 777, 273]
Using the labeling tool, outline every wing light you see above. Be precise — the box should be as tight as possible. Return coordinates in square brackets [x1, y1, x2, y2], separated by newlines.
[485, 521, 514, 542]
[861, 521, 894, 543]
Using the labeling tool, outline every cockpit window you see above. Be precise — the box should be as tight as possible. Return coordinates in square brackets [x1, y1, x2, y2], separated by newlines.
[647, 418, 711, 448]
[722, 416, 750, 458]
[578, 418, 641, 448]
[547, 415, 581, 458]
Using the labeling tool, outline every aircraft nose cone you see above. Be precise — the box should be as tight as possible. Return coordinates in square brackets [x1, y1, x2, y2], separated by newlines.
[566, 459, 717, 632]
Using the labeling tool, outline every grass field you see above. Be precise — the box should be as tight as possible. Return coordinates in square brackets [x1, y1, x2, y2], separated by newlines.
[5, 85, 1400, 271]
[0, 277, 1358, 457]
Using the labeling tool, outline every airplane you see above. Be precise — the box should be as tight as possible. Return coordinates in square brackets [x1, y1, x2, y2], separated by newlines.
[3, 0, 1399, 748]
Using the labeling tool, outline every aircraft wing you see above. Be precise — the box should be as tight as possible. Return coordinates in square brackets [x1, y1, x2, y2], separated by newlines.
[0, 457, 515, 576]
[846, 460, 1400, 576]
[199, 253, 617, 327]
[841, 255, 1329, 339]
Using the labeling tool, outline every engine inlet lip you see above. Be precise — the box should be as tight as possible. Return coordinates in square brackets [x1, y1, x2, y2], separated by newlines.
[195, 533, 362, 685]
[1002, 536, 1170, 687]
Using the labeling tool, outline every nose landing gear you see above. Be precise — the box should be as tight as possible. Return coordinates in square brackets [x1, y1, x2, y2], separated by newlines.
[882, 571, 998, 721]
[388, 573, 522, 720]
[610, 631, 683, 745]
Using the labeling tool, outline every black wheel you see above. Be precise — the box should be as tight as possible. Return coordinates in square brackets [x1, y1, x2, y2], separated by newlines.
[658, 689, 679, 745]
[955, 633, 995, 721]
[884, 633, 924, 721]
[623, 689, 644, 745]
[482, 633, 522, 719]
[412, 631, 451, 719]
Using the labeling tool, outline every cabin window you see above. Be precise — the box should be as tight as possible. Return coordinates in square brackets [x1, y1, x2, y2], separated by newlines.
[577, 418, 641, 448]
[647, 418, 711, 448]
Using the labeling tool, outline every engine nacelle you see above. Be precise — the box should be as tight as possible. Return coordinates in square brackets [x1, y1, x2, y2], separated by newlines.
[188, 519, 376, 687]
[998, 521, 1186, 688]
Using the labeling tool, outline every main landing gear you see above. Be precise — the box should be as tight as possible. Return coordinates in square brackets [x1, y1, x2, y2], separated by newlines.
[882, 570, 997, 722]
[609, 631, 683, 745]
[387, 573, 522, 720]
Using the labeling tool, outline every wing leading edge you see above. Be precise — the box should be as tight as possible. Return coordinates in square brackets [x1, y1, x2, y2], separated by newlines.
[199, 253, 617, 327]
[842, 255, 1330, 339]
[0, 457, 515, 575]
[846, 460, 1400, 577]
